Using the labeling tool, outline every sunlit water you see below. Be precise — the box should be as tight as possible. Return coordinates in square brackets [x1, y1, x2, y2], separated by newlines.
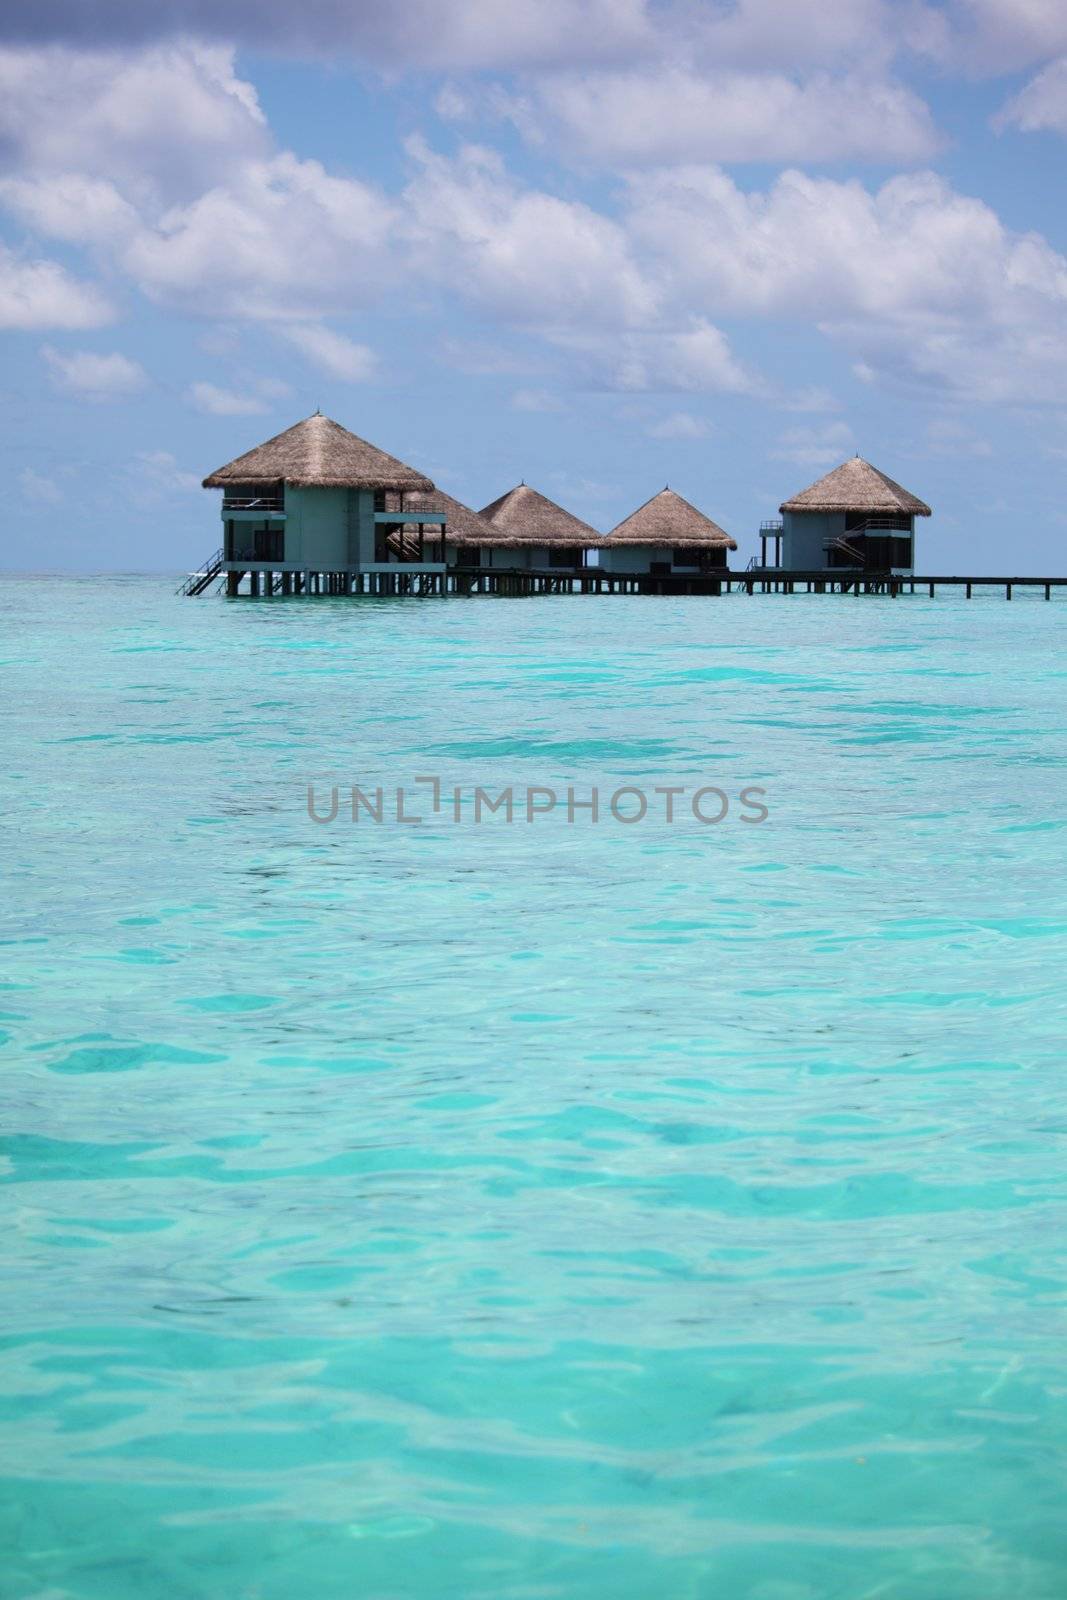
[3, 575, 1067, 1599]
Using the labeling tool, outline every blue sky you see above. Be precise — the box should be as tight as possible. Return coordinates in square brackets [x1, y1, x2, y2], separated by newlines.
[2, 0, 1066, 573]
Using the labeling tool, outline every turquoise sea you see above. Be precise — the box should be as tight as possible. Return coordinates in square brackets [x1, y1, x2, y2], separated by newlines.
[3, 575, 1067, 1600]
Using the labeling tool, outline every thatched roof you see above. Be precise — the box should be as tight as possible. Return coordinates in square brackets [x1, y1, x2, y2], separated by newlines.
[398, 488, 495, 544]
[606, 488, 737, 550]
[388, 487, 496, 557]
[202, 413, 434, 492]
[780, 457, 931, 516]
[479, 483, 600, 546]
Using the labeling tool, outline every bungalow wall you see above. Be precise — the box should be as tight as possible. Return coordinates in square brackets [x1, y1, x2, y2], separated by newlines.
[599, 544, 658, 574]
[222, 487, 384, 571]
[284, 486, 370, 569]
[599, 544, 730, 575]
[780, 510, 916, 571]
[780, 511, 843, 569]
[450, 545, 588, 570]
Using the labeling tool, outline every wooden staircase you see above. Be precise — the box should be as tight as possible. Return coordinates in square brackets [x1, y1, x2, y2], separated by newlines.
[177, 548, 224, 596]
[824, 535, 867, 566]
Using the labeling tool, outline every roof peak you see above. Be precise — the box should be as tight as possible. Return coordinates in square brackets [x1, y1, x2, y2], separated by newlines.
[479, 481, 599, 541]
[780, 456, 931, 517]
[202, 414, 434, 493]
[607, 487, 735, 547]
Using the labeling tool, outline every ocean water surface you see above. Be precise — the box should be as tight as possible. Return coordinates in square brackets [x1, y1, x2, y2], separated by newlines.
[2, 575, 1067, 1599]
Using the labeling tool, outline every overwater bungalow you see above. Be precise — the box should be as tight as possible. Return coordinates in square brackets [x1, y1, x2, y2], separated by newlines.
[599, 488, 737, 576]
[763, 457, 931, 574]
[477, 483, 600, 571]
[199, 413, 448, 595]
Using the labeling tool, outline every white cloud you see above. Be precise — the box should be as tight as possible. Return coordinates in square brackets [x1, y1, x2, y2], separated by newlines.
[19, 466, 63, 503]
[0, 243, 111, 329]
[0, 174, 139, 246]
[683, 0, 916, 73]
[121, 154, 396, 317]
[0, 43, 269, 207]
[277, 323, 377, 381]
[551, 319, 758, 395]
[421, 1, 948, 168]
[627, 167, 997, 318]
[623, 165, 1067, 400]
[0, 48, 656, 351]
[524, 67, 939, 166]
[647, 412, 712, 439]
[996, 55, 1067, 134]
[4, 29, 1067, 413]
[771, 422, 855, 465]
[41, 344, 146, 399]
[188, 381, 270, 416]
[404, 139, 658, 331]
[0, 46, 392, 324]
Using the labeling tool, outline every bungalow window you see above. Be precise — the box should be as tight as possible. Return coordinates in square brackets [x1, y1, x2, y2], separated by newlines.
[253, 526, 284, 562]
[549, 548, 576, 568]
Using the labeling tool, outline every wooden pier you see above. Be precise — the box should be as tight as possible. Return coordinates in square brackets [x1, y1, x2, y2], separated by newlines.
[191, 566, 1067, 600]
[209, 566, 733, 598]
[738, 570, 1067, 600]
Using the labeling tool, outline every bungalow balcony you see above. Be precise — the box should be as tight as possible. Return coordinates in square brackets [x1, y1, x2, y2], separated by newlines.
[757, 519, 783, 568]
[226, 527, 286, 563]
[824, 518, 914, 571]
[222, 494, 286, 518]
